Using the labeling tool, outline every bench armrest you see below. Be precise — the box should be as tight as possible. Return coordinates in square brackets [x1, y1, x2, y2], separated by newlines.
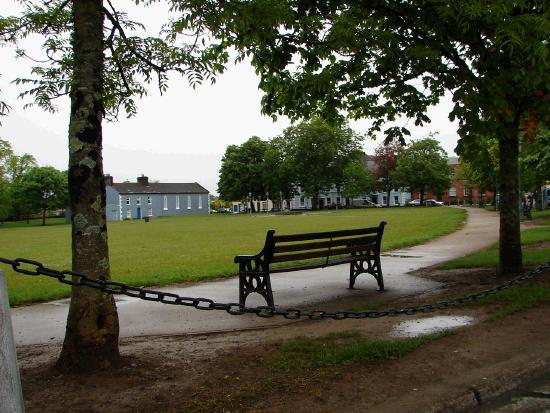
[234, 254, 259, 264]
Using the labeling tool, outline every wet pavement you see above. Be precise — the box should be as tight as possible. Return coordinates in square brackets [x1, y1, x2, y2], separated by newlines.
[10, 207, 500, 346]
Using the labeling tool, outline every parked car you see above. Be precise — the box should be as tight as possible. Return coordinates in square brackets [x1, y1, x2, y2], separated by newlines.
[407, 199, 444, 206]
[424, 199, 444, 207]
[216, 208, 232, 213]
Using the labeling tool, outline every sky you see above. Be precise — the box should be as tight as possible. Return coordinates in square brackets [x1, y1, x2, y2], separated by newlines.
[0, 2, 460, 195]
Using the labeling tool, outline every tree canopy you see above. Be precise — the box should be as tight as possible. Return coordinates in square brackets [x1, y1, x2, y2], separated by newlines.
[0, 139, 37, 220]
[218, 136, 271, 205]
[176, 0, 550, 274]
[11, 166, 68, 225]
[277, 118, 363, 208]
[373, 141, 401, 207]
[392, 138, 451, 203]
[217, 119, 365, 209]
[520, 125, 550, 208]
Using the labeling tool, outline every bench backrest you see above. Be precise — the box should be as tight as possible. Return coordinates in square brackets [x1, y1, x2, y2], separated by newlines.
[263, 221, 386, 271]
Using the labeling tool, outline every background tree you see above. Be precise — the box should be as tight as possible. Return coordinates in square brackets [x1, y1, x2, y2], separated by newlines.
[218, 136, 270, 210]
[373, 142, 401, 207]
[0, 141, 11, 220]
[520, 126, 550, 210]
[177, 0, 550, 274]
[263, 136, 296, 210]
[0, 139, 37, 220]
[1, 0, 226, 371]
[341, 160, 371, 207]
[209, 197, 231, 211]
[277, 118, 363, 209]
[456, 135, 500, 207]
[11, 166, 67, 225]
[392, 138, 451, 204]
[0, 177, 9, 221]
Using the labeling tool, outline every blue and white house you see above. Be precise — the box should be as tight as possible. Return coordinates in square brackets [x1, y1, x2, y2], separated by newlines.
[105, 175, 209, 221]
[287, 154, 411, 210]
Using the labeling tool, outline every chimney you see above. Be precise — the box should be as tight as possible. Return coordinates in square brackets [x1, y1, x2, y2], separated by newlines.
[137, 174, 149, 185]
[104, 174, 113, 186]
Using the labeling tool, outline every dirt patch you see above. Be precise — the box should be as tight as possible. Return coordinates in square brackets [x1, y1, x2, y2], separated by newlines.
[16, 268, 550, 413]
[523, 241, 550, 250]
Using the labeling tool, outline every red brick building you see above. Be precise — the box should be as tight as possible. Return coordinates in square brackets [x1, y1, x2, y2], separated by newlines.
[416, 157, 495, 205]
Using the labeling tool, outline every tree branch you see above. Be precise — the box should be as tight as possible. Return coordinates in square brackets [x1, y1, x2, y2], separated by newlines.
[102, 2, 166, 74]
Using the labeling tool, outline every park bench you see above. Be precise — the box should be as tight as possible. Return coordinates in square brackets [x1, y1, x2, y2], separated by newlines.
[234, 221, 386, 308]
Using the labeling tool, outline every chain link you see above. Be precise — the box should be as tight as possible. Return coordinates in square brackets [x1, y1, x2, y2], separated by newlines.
[1, 257, 549, 320]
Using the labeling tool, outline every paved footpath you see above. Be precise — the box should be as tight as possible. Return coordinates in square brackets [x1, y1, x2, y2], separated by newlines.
[11, 207, 500, 346]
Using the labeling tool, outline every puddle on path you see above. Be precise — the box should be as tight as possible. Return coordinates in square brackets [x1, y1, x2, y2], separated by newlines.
[391, 315, 475, 338]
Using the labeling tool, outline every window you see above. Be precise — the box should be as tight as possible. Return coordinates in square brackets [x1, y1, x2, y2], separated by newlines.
[394, 196, 399, 205]
[147, 206, 153, 217]
[163, 195, 168, 210]
[136, 197, 141, 206]
[326, 197, 331, 205]
[449, 187, 457, 197]
[198, 195, 202, 209]
[464, 188, 470, 196]
[176, 195, 180, 210]
[147, 195, 152, 205]
[336, 197, 341, 205]
[126, 196, 130, 206]
[300, 197, 305, 207]
[187, 195, 192, 209]
[382, 196, 387, 205]
[126, 208, 131, 219]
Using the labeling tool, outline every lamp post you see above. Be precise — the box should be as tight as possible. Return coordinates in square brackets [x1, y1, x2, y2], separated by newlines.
[266, 191, 269, 213]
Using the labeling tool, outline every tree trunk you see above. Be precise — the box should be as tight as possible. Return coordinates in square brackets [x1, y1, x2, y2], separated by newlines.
[497, 121, 523, 275]
[41, 207, 46, 226]
[311, 196, 319, 210]
[386, 188, 390, 207]
[536, 186, 543, 210]
[56, 0, 120, 372]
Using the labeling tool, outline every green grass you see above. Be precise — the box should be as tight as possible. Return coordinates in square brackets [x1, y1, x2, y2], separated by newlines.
[440, 225, 550, 269]
[0, 207, 465, 305]
[273, 331, 449, 370]
[481, 283, 550, 320]
[532, 209, 550, 225]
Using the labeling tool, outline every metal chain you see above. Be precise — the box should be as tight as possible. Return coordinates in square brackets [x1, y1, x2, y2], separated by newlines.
[1, 257, 549, 320]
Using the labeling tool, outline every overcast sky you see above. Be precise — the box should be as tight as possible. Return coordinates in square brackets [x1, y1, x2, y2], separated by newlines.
[0, 1, 460, 195]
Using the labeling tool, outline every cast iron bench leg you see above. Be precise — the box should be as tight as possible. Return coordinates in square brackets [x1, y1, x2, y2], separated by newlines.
[239, 271, 275, 308]
[349, 257, 384, 291]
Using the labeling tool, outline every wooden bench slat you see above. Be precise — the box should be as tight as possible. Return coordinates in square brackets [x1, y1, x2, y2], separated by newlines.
[270, 243, 376, 263]
[272, 226, 382, 243]
[272, 235, 377, 253]
[270, 256, 354, 273]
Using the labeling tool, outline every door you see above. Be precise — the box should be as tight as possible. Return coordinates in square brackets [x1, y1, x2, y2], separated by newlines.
[137, 207, 142, 219]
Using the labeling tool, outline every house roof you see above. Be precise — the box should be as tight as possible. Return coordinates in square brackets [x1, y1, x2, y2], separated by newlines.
[112, 182, 209, 195]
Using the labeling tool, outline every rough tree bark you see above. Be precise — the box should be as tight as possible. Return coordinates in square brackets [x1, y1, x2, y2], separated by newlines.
[498, 119, 523, 275]
[56, 0, 120, 371]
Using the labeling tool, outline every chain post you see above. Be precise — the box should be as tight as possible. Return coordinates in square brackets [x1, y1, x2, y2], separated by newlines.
[0, 269, 25, 413]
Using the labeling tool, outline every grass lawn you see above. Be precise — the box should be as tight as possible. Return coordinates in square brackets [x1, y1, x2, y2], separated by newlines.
[0, 207, 465, 305]
[273, 331, 449, 370]
[441, 210, 550, 270]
